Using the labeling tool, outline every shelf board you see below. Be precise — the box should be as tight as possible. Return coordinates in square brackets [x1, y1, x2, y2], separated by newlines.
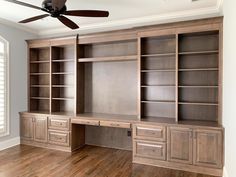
[179, 68, 218, 71]
[141, 100, 175, 104]
[30, 97, 50, 100]
[178, 102, 218, 106]
[179, 50, 219, 55]
[30, 85, 50, 88]
[179, 86, 218, 88]
[52, 85, 74, 88]
[30, 60, 50, 64]
[52, 72, 74, 75]
[30, 73, 50, 75]
[52, 97, 74, 101]
[141, 85, 176, 88]
[141, 53, 176, 57]
[141, 69, 175, 72]
[52, 59, 74, 62]
[78, 55, 137, 62]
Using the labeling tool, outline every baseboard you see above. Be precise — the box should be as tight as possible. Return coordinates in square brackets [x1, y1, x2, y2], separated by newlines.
[0, 137, 20, 151]
[223, 167, 229, 177]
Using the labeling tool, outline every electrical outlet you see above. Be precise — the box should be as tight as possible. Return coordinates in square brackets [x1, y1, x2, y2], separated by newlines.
[127, 130, 131, 137]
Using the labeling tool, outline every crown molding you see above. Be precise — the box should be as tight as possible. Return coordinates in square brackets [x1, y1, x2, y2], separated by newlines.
[0, 17, 38, 35]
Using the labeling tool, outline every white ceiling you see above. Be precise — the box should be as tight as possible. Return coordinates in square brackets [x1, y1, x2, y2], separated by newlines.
[0, 0, 223, 37]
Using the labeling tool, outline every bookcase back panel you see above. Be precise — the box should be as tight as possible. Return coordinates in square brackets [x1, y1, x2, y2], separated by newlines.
[141, 36, 176, 55]
[179, 54, 218, 69]
[179, 88, 218, 103]
[30, 88, 50, 98]
[52, 62, 74, 73]
[141, 87, 175, 102]
[179, 105, 218, 122]
[30, 48, 50, 61]
[30, 63, 50, 73]
[84, 61, 137, 115]
[52, 87, 74, 98]
[52, 75, 74, 85]
[178, 71, 218, 86]
[30, 99, 49, 112]
[141, 56, 175, 70]
[52, 46, 75, 60]
[141, 103, 175, 118]
[81, 40, 137, 58]
[142, 72, 175, 86]
[179, 32, 219, 52]
[52, 100, 74, 113]
[30, 75, 50, 85]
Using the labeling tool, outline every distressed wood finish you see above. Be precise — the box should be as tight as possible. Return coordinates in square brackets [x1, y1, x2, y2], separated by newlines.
[34, 116, 48, 143]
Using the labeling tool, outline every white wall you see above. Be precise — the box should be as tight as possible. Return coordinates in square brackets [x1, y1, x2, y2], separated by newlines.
[0, 23, 36, 145]
[223, 1, 236, 177]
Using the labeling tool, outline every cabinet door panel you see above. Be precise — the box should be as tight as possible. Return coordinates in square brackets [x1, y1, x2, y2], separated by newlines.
[20, 116, 34, 140]
[167, 127, 193, 164]
[34, 116, 48, 143]
[193, 129, 223, 168]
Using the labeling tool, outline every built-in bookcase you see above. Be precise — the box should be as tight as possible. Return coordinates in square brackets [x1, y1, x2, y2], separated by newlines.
[178, 31, 219, 122]
[140, 35, 176, 120]
[29, 47, 50, 112]
[51, 45, 75, 114]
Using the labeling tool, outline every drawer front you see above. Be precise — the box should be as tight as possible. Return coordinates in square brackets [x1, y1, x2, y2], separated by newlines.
[48, 117, 70, 131]
[134, 124, 166, 141]
[72, 119, 100, 126]
[48, 131, 70, 146]
[100, 121, 131, 129]
[134, 140, 166, 161]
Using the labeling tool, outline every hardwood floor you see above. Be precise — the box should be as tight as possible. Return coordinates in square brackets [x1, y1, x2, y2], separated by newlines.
[0, 145, 216, 177]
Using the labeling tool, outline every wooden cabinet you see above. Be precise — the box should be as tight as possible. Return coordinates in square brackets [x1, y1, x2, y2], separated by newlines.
[167, 127, 193, 164]
[193, 129, 223, 168]
[20, 115, 47, 142]
[34, 116, 48, 143]
[20, 115, 34, 140]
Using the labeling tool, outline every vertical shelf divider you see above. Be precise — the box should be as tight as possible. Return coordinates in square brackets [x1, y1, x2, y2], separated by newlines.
[137, 37, 141, 120]
[175, 33, 179, 122]
[49, 45, 52, 113]
[74, 35, 78, 115]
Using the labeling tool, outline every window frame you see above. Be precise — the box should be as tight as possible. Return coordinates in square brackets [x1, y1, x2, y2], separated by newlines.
[0, 36, 9, 137]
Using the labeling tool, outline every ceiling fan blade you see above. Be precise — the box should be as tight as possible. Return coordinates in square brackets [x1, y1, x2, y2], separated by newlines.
[58, 16, 79, 30]
[3, 0, 42, 10]
[19, 14, 49, 23]
[52, 0, 67, 10]
[64, 10, 109, 17]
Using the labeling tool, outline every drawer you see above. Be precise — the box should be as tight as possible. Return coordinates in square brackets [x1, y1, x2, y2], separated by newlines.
[133, 124, 166, 141]
[72, 119, 100, 126]
[48, 117, 70, 131]
[100, 121, 131, 129]
[48, 131, 70, 147]
[134, 140, 166, 161]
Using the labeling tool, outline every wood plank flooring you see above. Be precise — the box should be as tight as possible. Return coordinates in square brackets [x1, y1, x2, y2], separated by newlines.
[0, 145, 216, 177]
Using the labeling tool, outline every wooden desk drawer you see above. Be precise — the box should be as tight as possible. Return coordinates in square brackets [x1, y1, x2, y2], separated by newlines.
[48, 117, 70, 131]
[134, 124, 166, 141]
[134, 140, 166, 161]
[73, 119, 100, 126]
[100, 121, 131, 129]
[48, 131, 70, 147]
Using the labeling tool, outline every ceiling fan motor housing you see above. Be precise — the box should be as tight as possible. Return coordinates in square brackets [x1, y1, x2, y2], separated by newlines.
[42, 0, 67, 17]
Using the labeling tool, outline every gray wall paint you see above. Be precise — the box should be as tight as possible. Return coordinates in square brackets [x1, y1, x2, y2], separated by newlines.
[0, 24, 36, 141]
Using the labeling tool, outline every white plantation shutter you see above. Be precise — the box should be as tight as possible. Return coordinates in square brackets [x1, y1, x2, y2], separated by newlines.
[0, 37, 9, 136]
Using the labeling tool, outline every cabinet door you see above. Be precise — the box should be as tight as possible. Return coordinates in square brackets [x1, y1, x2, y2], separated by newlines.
[34, 116, 48, 143]
[20, 115, 34, 140]
[193, 129, 223, 168]
[167, 127, 193, 164]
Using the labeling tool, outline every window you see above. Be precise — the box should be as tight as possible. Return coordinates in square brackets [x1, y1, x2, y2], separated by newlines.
[0, 36, 9, 137]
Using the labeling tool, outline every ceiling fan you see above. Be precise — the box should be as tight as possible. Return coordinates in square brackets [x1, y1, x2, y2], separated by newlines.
[4, 0, 109, 29]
